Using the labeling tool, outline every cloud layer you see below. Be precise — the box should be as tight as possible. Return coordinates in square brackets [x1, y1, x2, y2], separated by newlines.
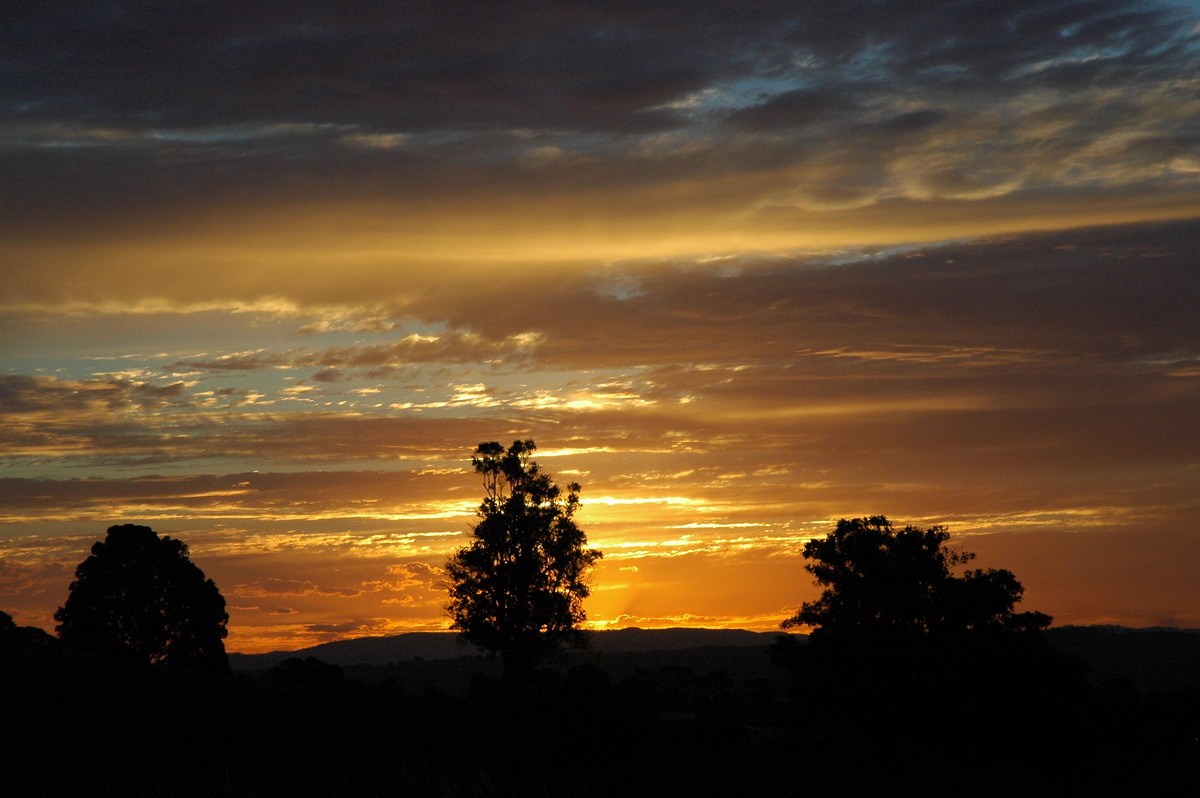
[4, 1, 1200, 316]
[5, 219, 1198, 649]
[3, 3, 1199, 650]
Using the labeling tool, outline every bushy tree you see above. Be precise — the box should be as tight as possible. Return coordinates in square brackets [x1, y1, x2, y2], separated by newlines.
[446, 440, 602, 677]
[0, 609, 55, 646]
[774, 517, 1066, 765]
[783, 515, 1050, 641]
[55, 524, 229, 670]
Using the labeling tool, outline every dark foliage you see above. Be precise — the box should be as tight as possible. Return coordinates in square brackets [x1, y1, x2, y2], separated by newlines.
[1045, 626, 1200, 693]
[0, 609, 55, 646]
[263, 656, 348, 692]
[445, 440, 602, 677]
[4, 627, 1199, 797]
[227, 627, 788, 669]
[54, 524, 229, 671]
[764, 516, 1200, 792]
[783, 515, 1051, 641]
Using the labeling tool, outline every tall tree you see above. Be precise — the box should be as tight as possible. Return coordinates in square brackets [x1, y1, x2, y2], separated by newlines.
[446, 440, 602, 677]
[783, 516, 1050, 641]
[55, 524, 229, 671]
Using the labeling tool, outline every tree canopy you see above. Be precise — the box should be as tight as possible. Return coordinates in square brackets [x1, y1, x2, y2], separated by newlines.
[783, 515, 1050, 641]
[54, 524, 229, 670]
[445, 440, 602, 677]
[0, 609, 55, 646]
[774, 517, 1068, 765]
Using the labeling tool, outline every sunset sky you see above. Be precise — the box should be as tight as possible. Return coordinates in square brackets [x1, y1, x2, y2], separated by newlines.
[3, 1, 1199, 653]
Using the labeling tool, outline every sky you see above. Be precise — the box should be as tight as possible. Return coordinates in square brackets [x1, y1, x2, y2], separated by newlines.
[2, 1, 1199, 653]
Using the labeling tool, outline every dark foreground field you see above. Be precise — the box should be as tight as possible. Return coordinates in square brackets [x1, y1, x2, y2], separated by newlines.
[4, 628, 1199, 797]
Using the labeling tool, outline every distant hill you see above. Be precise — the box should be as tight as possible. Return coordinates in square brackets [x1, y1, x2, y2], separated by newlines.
[230, 625, 1200, 695]
[1044, 625, 1200, 693]
[9, 623, 1199, 795]
[229, 627, 794, 669]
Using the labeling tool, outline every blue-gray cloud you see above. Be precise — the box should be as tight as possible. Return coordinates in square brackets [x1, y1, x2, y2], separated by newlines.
[3, 1, 1197, 237]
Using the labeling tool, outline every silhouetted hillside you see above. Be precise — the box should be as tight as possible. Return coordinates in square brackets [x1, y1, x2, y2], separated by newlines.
[1044, 625, 1200, 692]
[229, 630, 463, 668]
[230, 627, 793, 669]
[1, 632, 803, 797]
[230, 626, 1200, 688]
[6, 625, 1199, 796]
[339, 642, 797, 700]
[226, 625, 1200, 708]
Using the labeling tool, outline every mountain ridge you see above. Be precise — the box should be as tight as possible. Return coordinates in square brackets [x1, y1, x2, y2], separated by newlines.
[229, 625, 1200, 683]
[229, 627, 794, 669]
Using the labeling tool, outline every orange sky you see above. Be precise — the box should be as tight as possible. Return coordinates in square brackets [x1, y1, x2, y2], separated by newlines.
[3, 2, 1199, 652]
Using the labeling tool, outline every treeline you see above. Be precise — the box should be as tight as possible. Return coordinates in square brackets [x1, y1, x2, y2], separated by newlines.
[5, 443, 1199, 795]
[1, 631, 795, 797]
[4, 626, 1200, 797]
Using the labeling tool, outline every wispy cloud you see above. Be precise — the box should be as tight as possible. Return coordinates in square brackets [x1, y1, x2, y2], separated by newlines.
[4, 3, 1200, 317]
[3, 3, 1199, 649]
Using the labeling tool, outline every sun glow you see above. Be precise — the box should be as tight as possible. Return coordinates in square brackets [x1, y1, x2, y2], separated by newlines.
[5, 2, 1200, 653]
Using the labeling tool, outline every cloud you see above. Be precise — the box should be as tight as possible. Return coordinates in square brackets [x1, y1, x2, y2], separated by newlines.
[4, 1, 1199, 316]
[0, 470, 481, 528]
[169, 331, 542, 375]
[385, 561, 444, 588]
[1, 4, 717, 134]
[435, 220, 1200, 372]
[0, 374, 188, 414]
[8, 2, 1191, 135]
[360, 561, 446, 605]
[166, 349, 295, 372]
[2, 221, 1196, 481]
[3, 3, 1200, 652]
[725, 88, 863, 131]
[303, 619, 392, 637]
[591, 612, 786, 631]
[233, 578, 362, 599]
[312, 368, 343, 383]
[0, 558, 69, 597]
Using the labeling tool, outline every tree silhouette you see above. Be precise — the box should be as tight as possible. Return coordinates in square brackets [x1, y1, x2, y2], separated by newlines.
[774, 516, 1065, 769]
[0, 609, 55, 646]
[54, 524, 229, 671]
[783, 515, 1050, 641]
[263, 656, 347, 692]
[446, 440, 602, 677]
